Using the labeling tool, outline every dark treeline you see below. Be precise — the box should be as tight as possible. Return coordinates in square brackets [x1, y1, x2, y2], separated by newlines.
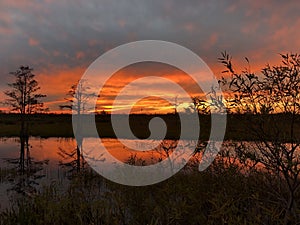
[1, 113, 300, 141]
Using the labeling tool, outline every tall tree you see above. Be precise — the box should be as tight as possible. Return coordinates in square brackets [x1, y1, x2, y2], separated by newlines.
[4, 65, 46, 172]
[4, 66, 46, 115]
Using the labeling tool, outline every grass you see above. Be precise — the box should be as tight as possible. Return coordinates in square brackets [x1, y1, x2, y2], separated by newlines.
[0, 161, 299, 225]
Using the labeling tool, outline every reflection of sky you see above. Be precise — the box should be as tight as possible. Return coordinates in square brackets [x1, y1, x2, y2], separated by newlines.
[1, 1, 300, 112]
[0, 137, 181, 200]
[0, 137, 175, 169]
[0, 137, 76, 175]
[0, 137, 194, 207]
[0, 137, 76, 211]
[0, 138, 20, 159]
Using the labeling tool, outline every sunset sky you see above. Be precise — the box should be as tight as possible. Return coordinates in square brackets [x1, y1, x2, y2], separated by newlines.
[0, 0, 300, 113]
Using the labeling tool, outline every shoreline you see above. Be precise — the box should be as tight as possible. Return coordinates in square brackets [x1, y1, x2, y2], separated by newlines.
[0, 113, 299, 141]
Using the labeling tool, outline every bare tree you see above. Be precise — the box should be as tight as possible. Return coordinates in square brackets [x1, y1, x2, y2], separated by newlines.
[60, 80, 97, 172]
[60, 79, 95, 115]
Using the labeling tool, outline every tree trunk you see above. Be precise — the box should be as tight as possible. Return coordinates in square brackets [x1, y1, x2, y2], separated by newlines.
[284, 190, 297, 225]
[76, 145, 81, 172]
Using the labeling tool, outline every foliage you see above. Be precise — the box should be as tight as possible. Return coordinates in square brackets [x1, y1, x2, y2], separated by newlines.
[4, 66, 47, 114]
[218, 52, 300, 115]
[192, 87, 226, 115]
[218, 52, 300, 224]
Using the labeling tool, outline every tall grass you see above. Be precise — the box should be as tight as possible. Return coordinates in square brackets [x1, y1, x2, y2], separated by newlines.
[1, 160, 299, 225]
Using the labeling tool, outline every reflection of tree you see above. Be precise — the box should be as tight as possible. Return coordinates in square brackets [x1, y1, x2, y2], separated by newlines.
[58, 146, 86, 174]
[154, 140, 190, 174]
[4, 138, 48, 196]
[125, 154, 146, 166]
[123, 140, 209, 173]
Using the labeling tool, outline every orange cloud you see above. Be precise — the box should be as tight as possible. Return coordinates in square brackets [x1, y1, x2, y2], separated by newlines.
[183, 22, 196, 32]
[37, 65, 85, 111]
[95, 62, 205, 114]
[129, 96, 174, 114]
[203, 32, 218, 50]
[225, 4, 237, 13]
[88, 39, 101, 47]
[76, 51, 85, 60]
[118, 19, 126, 28]
[28, 37, 40, 46]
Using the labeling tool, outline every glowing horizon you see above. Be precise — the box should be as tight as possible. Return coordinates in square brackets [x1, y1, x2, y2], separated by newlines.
[0, 1, 299, 113]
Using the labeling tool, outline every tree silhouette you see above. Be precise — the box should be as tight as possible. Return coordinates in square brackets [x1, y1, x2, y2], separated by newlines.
[60, 80, 97, 172]
[4, 66, 46, 172]
[60, 79, 97, 114]
[4, 66, 46, 115]
[218, 52, 300, 224]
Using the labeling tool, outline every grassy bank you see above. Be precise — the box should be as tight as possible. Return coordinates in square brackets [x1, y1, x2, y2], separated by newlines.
[1, 161, 299, 225]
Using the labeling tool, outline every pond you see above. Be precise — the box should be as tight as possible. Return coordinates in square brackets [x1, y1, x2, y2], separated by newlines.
[0, 137, 75, 210]
[0, 137, 204, 210]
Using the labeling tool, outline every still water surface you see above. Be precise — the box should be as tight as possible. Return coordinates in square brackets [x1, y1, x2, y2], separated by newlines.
[0, 137, 191, 210]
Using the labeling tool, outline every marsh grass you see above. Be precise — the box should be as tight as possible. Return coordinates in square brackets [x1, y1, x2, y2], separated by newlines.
[1, 160, 299, 225]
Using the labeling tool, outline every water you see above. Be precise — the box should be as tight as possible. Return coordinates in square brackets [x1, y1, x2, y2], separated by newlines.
[0, 137, 76, 210]
[0, 137, 197, 210]
[1, 137, 248, 210]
